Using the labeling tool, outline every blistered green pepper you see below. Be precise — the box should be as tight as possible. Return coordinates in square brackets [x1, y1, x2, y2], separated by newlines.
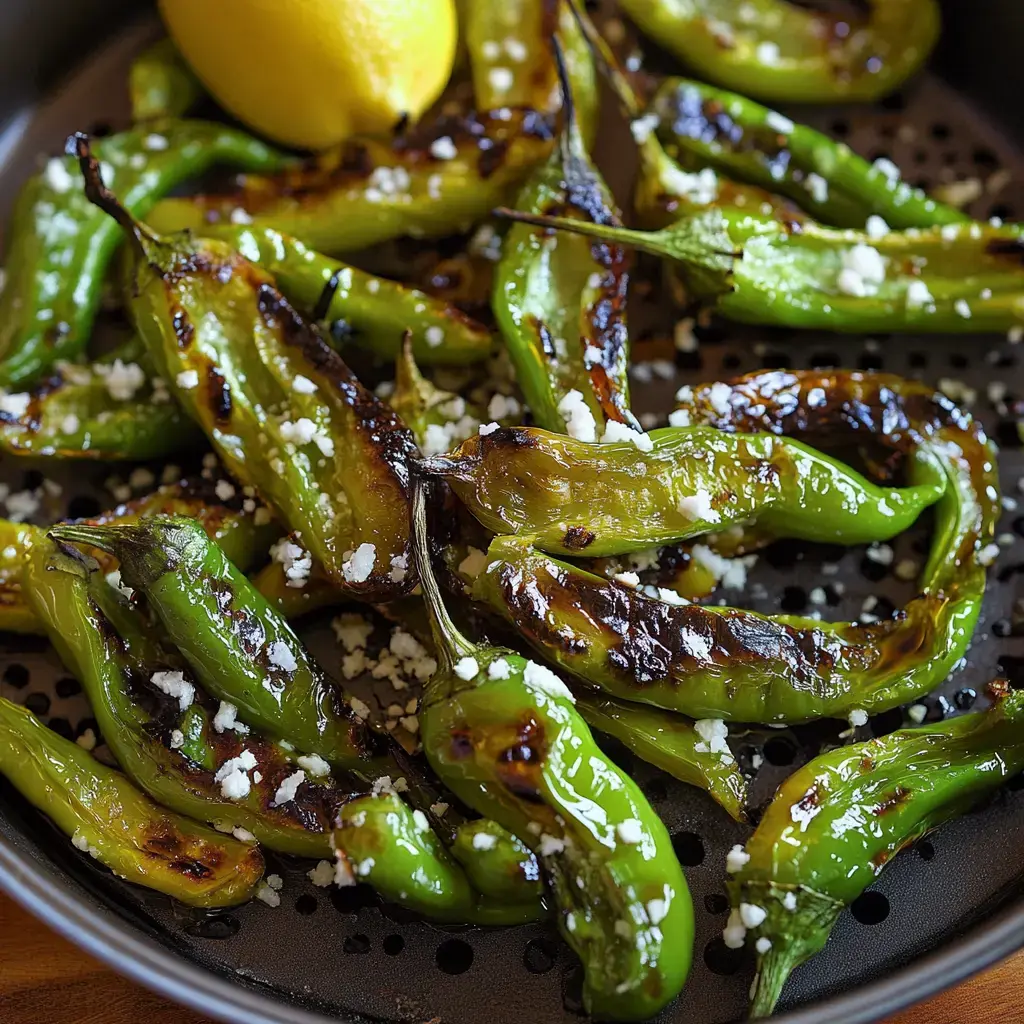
[50, 516, 374, 773]
[0, 335, 202, 460]
[472, 370, 996, 724]
[448, 817, 545, 904]
[421, 424, 943, 557]
[618, 0, 940, 104]
[0, 122, 287, 387]
[333, 792, 543, 925]
[729, 683, 1024, 1018]
[578, 696, 747, 823]
[495, 42, 639, 438]
[24, 539, 345, 857]
[213, 225, 494, 366]
[129, 38, 203, 122]
[651, 78, 967, 230]
[146, 111, 554, 254]
[0, 695, 264, 907]
[413, 477, 693, 1022]
[502, 201, 1024, 333]
[73, 138, 417, 599]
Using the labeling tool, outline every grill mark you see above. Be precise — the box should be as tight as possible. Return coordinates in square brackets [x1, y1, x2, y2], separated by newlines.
[206, 365, 232, 424]
[172, 307, 194, 349]
[562, 526, 596, 550]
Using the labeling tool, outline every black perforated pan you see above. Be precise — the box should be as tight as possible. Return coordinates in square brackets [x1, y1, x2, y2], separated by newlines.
[2, 3, 1024, 1023]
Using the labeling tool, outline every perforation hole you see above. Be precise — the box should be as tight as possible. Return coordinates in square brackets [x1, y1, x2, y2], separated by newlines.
[343, 934, 371, 955]
[294, 895, 317, 915]
[524, 937, 557, 974]
[704, 892, 729, 915]
[851, 891, 890, 925]
[763, 737, 796, 766]
[703, 937, 746, 976]
[383, 934, 405, 956]
[436, 938, 474, 975]
[2, 663, 29, 689]
[671, 831, 705, 867]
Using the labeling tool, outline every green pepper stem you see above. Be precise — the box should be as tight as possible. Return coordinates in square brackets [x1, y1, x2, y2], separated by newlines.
[410, 474, 477, 671]
[749, 946, 802, 1019]
[568, 0, 642, 119]
[66, 132, 157, 261]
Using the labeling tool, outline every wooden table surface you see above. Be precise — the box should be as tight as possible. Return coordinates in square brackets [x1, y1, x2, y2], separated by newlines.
[1, 892, 1017, 1024]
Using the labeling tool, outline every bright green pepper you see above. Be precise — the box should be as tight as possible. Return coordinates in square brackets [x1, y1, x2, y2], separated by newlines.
[0, 520, 45, 634]
[0, 695, 264, 907]
[72, 139, 417, 598]
[472, 370, 996, 725]
[617, 0, 940, 104]
[464, 0, 598, 148]
[334, 792, 543, 925]
[24, 539, 345, 857]
[0, 123, 287, 387]
[50, 516, 375, 773]
[212, 225, 494, 366]
[146, 111, 554, 255]
[500, 204, 1024, 333]
[729, 683, 1024, 1018]
[495, 41, 639, 438]
[421, 424, 944, 557]
[129, 38, 203, 122]
[412, 477, 693, 1022]
[651, 78, 968, 230]
[577, 696, 747, 823]
[448, 817, 545, 904]
[0, 334, 202, 460]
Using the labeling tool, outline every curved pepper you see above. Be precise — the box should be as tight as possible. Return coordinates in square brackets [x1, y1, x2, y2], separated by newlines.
[0, 695, 264, 907]
[211, 225, 494, 366]
[50, 516, 374, 773]
[0, 122, 287, 388]
[650, 78, 968, 231]
[728, 683, 1024, 1018]
[472, 371, 996, 724]
[500, 202, 1024, 333]
[412, 477, 693, 1022]
[421, 424, 944, 557]
[333, 792, 543, 925]
[617, 0, 940, 104]
[464, 0, 598, 149]
[146, 110, 554, 255]
[495, 40, 638, 437]
[0, 335, 203, 460]
[129, 38, 204, 122]
[0, 520, 44, 634]
[73, 140, 417, 599]
[448, 817, 546, 904]
[23, 540, 346, 857]
[577, 696, 747, 823]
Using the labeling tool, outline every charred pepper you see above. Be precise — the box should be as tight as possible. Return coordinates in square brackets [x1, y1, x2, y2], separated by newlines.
[471, 370, 995, 724]
[73, 137, 416, 599]
[421, 424, 943, 557]
[0, 695, 264, 907]
[0, 122, 287, 387]
[50, 516, 373, 773]
[728, 683, 1024, 1017]
[413, 476, 693, 1022]
[617, 0, 940, 104]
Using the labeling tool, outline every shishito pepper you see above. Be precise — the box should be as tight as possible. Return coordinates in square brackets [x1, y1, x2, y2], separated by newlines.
[0, 695, 264, 907]
[421, 424, 944, 557]
[617, 0, 940, 104]
[650, 78, 968, 231]
[500, 203, 1024, 333]
[448, 817, 545, 904]
[577, 696, 747, 823]
[50, 516, 374, 774]
[495, 41, 638, 437]
[129, 38, 203, 122]
[333, 792, 543, 925]
[0, 121, 287, 388]
[73, 137, 416, 599]
[729, 683, 1024, 1018]
[412, 476, 693, 1022]
[213, 225, 494, 366]
[146, 110, 554, 255]
[471, 370, 995, 724]
[24, 539, 347, 857]
[0, 335, 202, 460]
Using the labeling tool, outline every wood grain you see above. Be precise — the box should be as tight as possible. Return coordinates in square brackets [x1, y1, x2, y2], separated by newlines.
[0, 892, 1017, 1024]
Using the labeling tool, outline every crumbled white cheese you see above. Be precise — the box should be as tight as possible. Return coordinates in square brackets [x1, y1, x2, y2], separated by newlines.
[678, 490, 719, 522]
[454, 656, 480, 680]
[273, 769, 306, 806]
[907, 704, 928, 724]
[755, 40, 780, 65]
[694, 719, 730, 755]
[837, 244, 887, 298]
[213, 750, 258, 800]
[342, 542, 376, 583]
[333, 612, 373, 651]
[722, 908, 747, 949]
[458, 546, 488, 580]
[782, 891, 798, 911]
[755, 936, 773, 954]
[487, 657, 511, 680]
[848, 708, 868, 728]
[865, 215, 890, 240]
[255, 881, 281, 907]
[668, 409, 691, 428]
[805, 172, 829, 205]
[558, 389, 597, 442]
[954, 298, 972, 319]
[266, 639, 298, 673]
[296, 753, 330, 778]
[613, 571, 640, 588]
[292, 374, 317, 394]
[488, 67, 514, 93]
[905, 279, 934, 309]
[169, 729, 185, 750]
[213, 701, 249, 734]
[270, 538, 313, 589]
[175, 369, 198, 390]
[662, 165, 718, 205]
[601, 419, 654, 452]
[538, 833, 565, 857]
[150, 670, 194, 711]
[472, 831, 498, 851]
[308, 860, 335, 887]
[478, 421, 500, 436]
[630, 113, 660, 144]
[95, 359, 146, 401]
[0, 392, 30, 418]
[726, 844, 750, 873]
[523, 660, 575, 702]
[740, 903, 767, 929]
[429, 136, 458, 160]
